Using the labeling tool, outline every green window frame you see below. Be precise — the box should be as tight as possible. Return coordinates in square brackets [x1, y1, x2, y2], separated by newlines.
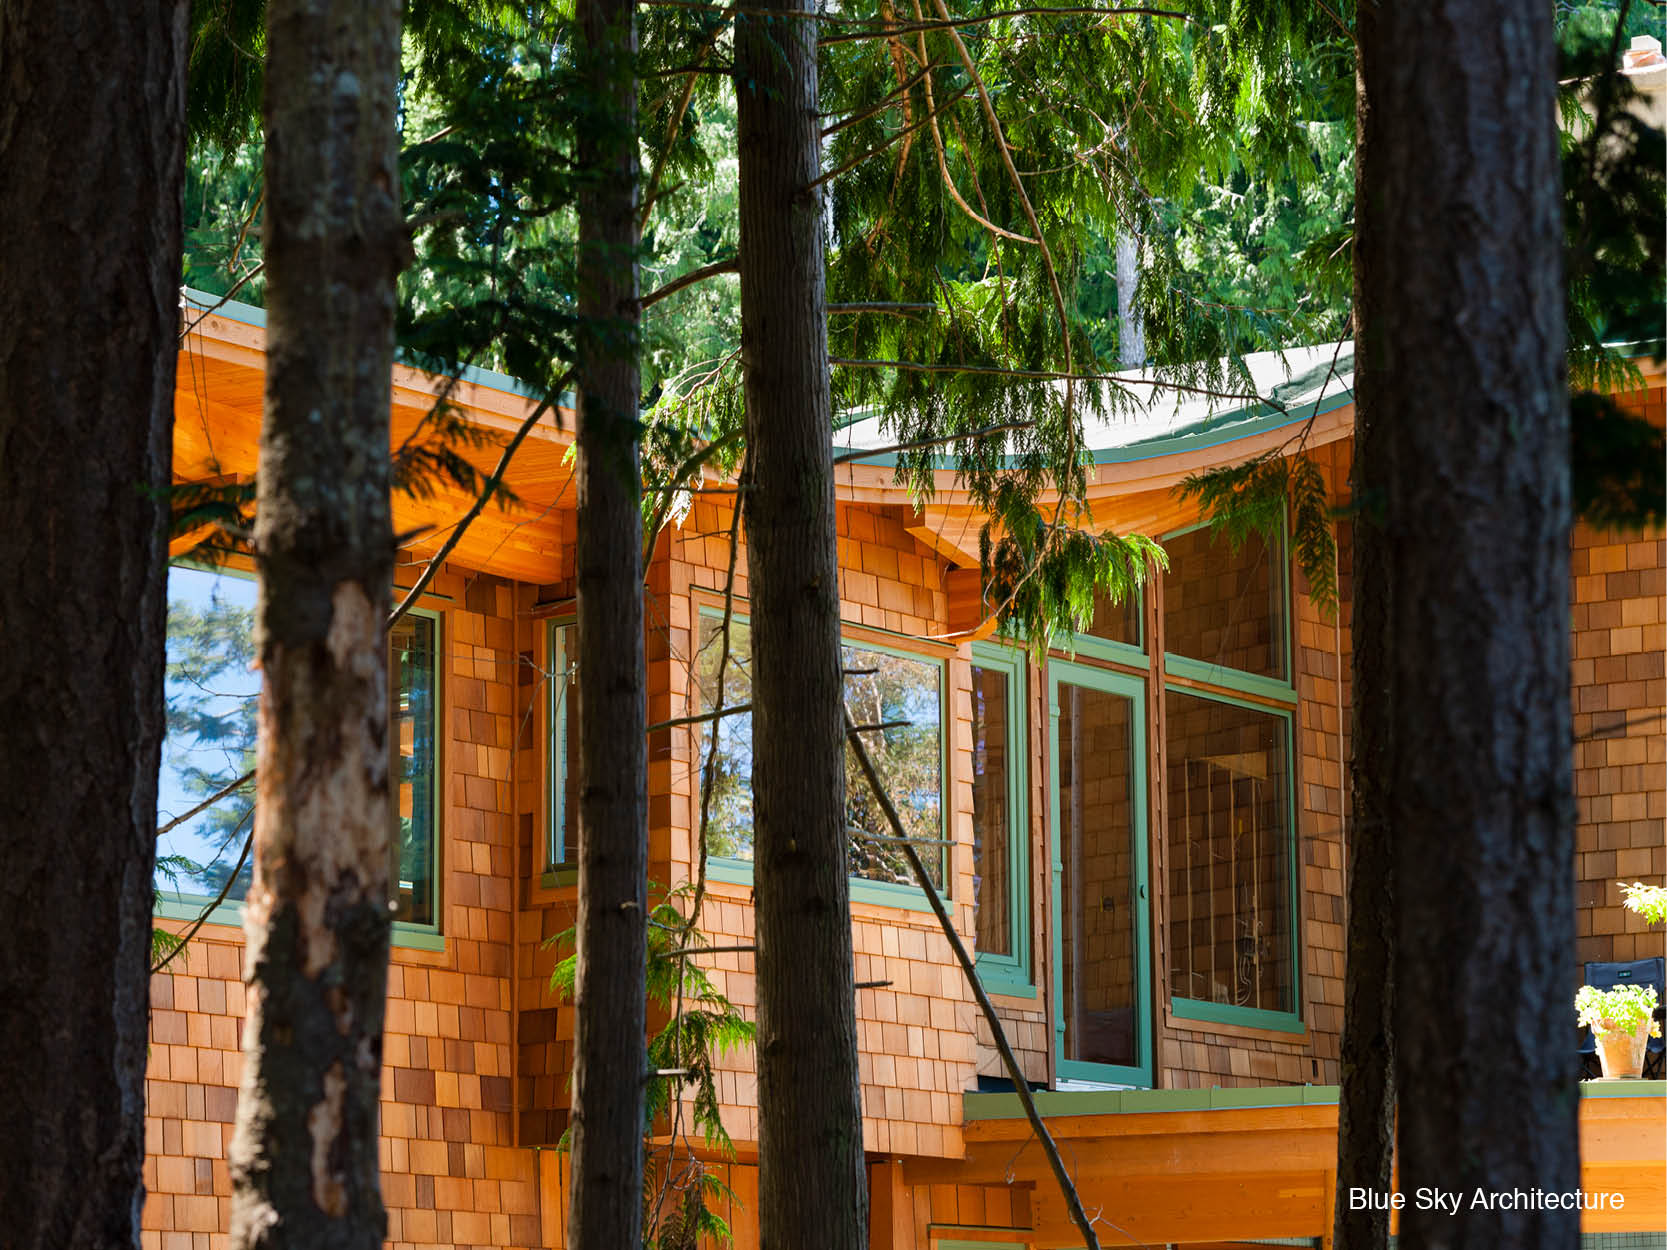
[1057, 583, 1149, 670]
[969, 642, 1033, 997]
[1158, 516, 1302, 1032]
[154, 561, 445, 951]
[1163, 690, 1301, 1034]
[1048, 661, 1153, 1088]
[1159, 517, 1296, 706]
[545, 618, 579, 879]
[694, 605, 950, 911]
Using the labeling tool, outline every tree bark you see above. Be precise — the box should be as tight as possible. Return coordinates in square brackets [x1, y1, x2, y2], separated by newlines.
[566, 0, 648, 1242]
[735, 0, 870, 1243]
[0, 4, 185, 1245]
[1332, 11, 1395, 1246]
[1357, 5, 1575, 1249]
[1115, 226, 1145, 368]
[228, 3, 405, 1247]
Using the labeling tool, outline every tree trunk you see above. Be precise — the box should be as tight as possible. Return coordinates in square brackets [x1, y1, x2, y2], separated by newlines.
[1332, 13, 1395, 1247]
[0, 4, 185, 1244]
[1358, 6, 1575, 1249]
[1115, 226, 1145, 368]
[566, 0, 648, 1242]
[227, 3, 405, 1246]
[735, 1, 870, 1245]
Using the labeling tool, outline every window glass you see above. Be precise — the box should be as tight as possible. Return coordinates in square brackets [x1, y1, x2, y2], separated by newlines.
[1164, 689, 1293, 1013]
[390, 614, 438, 926]
[155, 564, 440, 929]
[1161, 526, 1286, 680]
[694, 613, 946, 890]
[548, 623, 580, 865]
[844, 642, 944, 888]
[1083, 586, 1141, 649]
[971, 663, 1013, 956]
[1058, 682, 1142, 1067]
[155, 564, 258, 904]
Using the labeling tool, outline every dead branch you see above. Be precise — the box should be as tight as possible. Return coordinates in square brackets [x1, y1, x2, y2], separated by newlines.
[843, 707, 1102, 1250]
[641, 256, 741, 310]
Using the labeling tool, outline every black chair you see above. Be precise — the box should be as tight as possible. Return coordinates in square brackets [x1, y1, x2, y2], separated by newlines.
[1578, 957, 1666, 1080]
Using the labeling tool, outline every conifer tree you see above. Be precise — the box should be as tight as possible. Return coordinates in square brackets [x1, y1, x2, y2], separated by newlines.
[226, 1, 407, 1245]
[0, 5, 186, 1245]
[735, 0, 871, 1241]
[1357, 4, 1577, 1246]
[567, 0, 650, 1244]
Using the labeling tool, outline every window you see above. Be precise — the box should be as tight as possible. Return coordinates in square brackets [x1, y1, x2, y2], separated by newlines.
[970, 645, 1031, 992]
[547, 622, 579, 866]
[694, 610, 948, 894]
[390, 613, 439, 927]
[155, 563, 442, 933]
[1164, 690, 1295, 1020]
[1084, 585, 1142, 650]
[1162, 524, 1287, 683]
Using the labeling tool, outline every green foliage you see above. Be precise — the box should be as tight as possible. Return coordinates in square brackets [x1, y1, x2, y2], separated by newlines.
[982, 482, 1168, 654]
[1576, 982, 1663, 1038]
[1620, 881, 1667, 926]
[548, 885, 754, 1248]
[1571, 390, 1667, 531]
[1177, 446, 1338, 615]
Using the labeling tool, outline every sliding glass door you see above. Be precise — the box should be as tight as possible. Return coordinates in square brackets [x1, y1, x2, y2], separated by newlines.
[1050, 663, 1151, 1086]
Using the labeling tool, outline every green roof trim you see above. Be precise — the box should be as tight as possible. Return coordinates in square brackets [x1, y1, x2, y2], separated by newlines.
[180, 287, 576, 411]
[962, 1079, 1665, 1120]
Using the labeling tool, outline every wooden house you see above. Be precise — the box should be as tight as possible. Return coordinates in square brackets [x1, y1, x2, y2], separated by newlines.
[146, 290, 1666, 1250]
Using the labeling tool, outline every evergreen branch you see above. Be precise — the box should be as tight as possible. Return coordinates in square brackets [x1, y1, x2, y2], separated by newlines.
[640, 15, 734, 229]
[634, 0, 1191, 29]
[911, 44, 1035, 243]
[157, 769, 255, 837]
[828, 302, 937, 316]
[820, 60, 943, 138]
[151, 807, 256, 975]
[929, 0, 1076, 435]
[805, 80, 981, 195]
[641, 256, 740, 310]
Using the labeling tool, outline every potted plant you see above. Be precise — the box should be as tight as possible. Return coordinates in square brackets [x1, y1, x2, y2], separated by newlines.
[1576, 983, 1662, 1079]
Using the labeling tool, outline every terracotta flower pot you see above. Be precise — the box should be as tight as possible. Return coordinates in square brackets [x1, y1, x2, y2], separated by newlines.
[1595, 1017, 1650, 1079]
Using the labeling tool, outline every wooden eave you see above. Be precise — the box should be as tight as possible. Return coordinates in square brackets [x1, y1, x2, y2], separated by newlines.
[177, 303, 578, 584]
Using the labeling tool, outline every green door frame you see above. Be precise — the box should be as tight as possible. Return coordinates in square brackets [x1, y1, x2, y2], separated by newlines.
[1048, 660, 1153, 1088]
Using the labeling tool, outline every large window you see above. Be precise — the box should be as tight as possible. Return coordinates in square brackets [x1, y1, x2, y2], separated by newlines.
[1160, 519, 1299, 1030]
[546, 622, 580, 867]
[971, 645, 1030, 992]
[1162, 524, 1287, 683]
[694, 610, 948, 893]
[155, 563, 442, 933]
[1164, 691, 1294, 1018]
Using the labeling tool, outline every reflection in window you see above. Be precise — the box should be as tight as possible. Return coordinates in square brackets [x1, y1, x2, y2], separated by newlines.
[971, 663, 1012, 956]
[1161, 526, 1286, 680]
[694, 613, 946, 889]
[1058, 683, 1140, 1068]
[155, 564, 259, 904]
[548, 623, 580, 865]
[155, 564, 441, 929]
[390, 614, 438, 926]
[1084, 586, 1141, 649]
[1164, 690, 1292, 1013]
